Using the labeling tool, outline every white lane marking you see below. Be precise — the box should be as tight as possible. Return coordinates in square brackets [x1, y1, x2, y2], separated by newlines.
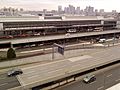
[90, 81, 97, 84]
[28, 75, 39, 79]
[20, 49, 43, 53]
[97, 86, 104, 90]
[68, 55, 92, 62]
[106, 74, 112, 77]
[0, 83, 8, 87]
[20, 48, 52, 54]
[115, 78, 120, 82]
[27, 67, 65, 79]
[22, 59, 67, 70]
[24, 70, 36, 74]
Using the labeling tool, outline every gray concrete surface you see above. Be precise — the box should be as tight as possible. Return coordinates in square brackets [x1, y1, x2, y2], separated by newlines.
[0, 73, 20, 90]
[0, 47, 103, 68]
[55, 65, 120, 90]
[17, 45, 120, 89]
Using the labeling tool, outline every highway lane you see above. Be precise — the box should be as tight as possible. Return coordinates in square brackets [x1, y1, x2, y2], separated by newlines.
[55, 65, 120, 90]
[0, 73, 20, 90]
[17, 45, 120, 89]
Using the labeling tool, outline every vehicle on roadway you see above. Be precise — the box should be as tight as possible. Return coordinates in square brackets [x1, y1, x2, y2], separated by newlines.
[67, 29, 76, 33]
[7, 69, 23, 77]
[83, 75, 96, 84]
[98, 38, 106, 43]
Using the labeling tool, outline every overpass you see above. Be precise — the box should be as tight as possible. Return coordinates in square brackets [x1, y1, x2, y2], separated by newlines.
[8, 45, 120, 90]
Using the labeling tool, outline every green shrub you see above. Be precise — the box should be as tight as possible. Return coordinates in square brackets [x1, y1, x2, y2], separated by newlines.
[7, 48, 16, 59]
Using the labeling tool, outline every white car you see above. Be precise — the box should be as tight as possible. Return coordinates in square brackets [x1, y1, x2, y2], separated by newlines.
[83, 75, 96, 83]
[98, 38, 106, 43]
[67, 29, 76, 33]
[65, 33, 70, 36]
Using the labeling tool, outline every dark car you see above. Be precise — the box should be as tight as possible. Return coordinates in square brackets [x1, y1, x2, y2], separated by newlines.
[83, 75, 96, 84]
[7, 69, 23, 77]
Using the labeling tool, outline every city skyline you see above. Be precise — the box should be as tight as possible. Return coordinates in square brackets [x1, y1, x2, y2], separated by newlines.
[0, 0, 120, 12]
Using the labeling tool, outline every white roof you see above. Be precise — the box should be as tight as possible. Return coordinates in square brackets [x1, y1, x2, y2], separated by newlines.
[0, 16, 111, 23]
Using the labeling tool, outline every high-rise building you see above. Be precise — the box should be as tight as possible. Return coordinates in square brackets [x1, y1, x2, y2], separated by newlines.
[58, 5, 62, 14]
[0, 7, 19, 16]
[68, 5, 75, 14]
[95, 9, 98, 16]
[84, 6, 94, 16]
[76, 7, 80, 14]
[112, 10, 117, 14]
[99, 9, 105, 16]
[43, 9, 47, 14]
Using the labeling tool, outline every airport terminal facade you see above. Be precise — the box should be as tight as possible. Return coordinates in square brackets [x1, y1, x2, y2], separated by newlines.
[0, 16, 118, 48]
[0, 16, 117, 38]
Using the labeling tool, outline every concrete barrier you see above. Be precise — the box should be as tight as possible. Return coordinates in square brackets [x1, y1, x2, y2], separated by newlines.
[59, 80, 67, 85]
[67, 77, 75, 82]
[7, 86, 25, 90]
[51, 83, 59, 89]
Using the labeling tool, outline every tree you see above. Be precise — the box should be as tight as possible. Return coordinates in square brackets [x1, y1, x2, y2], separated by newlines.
[7, 48, 16, 59]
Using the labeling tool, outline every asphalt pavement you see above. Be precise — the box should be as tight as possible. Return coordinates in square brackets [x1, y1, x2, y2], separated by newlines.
[55, 65, 120, 90]
[0, 73, 20, 90]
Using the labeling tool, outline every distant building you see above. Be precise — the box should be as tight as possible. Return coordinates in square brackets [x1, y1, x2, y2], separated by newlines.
[43, 9, 47, 14]
[99, 9, 105, 16]
[68, 5, 75, 14]
[58, 6, 62, 14]
[64, 7, 69, 14]
[76, 7, 80, 15]
[84, 6, 94, 16]
[0, 7, 20, 16]
[95, 9, 98, 16]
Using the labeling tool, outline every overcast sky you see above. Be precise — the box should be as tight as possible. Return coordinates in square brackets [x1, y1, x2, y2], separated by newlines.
[0, 0, 120, 12]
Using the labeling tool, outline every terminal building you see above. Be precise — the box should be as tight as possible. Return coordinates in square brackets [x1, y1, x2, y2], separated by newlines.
[0, 16, 117, 37]
[0, 16, 118, 48]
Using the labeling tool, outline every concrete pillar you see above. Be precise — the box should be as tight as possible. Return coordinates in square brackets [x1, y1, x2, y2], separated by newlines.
[10, 42, 13, 48]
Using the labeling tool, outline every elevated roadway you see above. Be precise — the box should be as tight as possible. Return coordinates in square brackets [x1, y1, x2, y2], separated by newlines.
[16, 45, 120, 89]
[0, 29, 120, 45]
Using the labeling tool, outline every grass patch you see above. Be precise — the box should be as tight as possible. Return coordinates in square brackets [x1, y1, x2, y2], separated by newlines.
[0, 51, 7, 58]
[0, 51, 8, 62]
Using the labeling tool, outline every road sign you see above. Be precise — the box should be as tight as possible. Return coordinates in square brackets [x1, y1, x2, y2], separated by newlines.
[58, 46, 64, 55]
[54, 43, 64, 55]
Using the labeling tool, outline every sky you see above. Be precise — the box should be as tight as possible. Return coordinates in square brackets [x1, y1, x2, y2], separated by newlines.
[0, 0, 120, 12]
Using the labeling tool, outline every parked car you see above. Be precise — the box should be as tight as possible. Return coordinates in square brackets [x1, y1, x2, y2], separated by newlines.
[7, 69, 23, 77]
[98, 38, 106, 43]
[83, 75, 96, 84]
[67, 29, 76, 33]
[6, 35, 13, 39]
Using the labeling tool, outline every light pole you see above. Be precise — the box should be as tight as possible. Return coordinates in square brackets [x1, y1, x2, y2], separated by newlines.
[52, 44, 54, 60]
[113, 33, 115, 46]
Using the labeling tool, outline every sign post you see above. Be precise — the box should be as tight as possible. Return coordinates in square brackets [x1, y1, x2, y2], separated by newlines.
[52, 43, 65, 60]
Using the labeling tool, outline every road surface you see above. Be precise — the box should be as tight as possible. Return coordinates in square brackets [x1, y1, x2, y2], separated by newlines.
[0, 73, 20, 90]
[17, 45, 120, 89]
[55, 65, 120, 90]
